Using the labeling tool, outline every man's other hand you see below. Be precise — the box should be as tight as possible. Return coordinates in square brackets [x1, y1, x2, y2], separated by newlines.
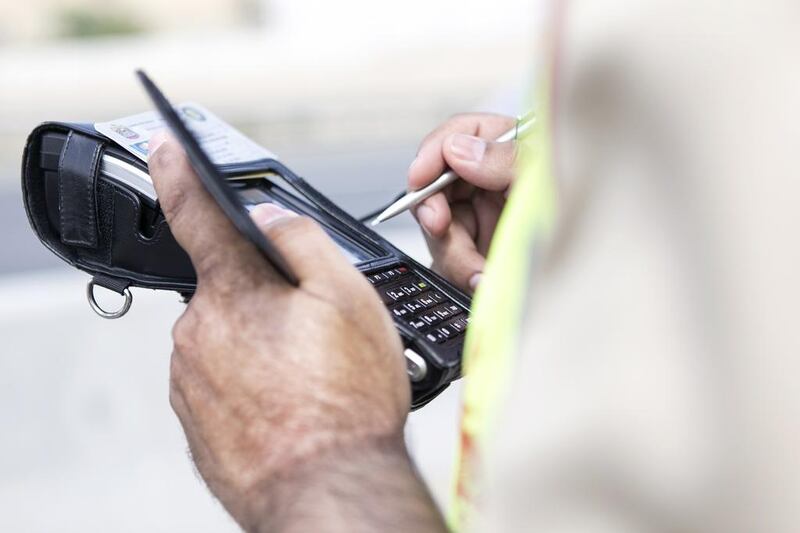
[409, 113, 518, 294]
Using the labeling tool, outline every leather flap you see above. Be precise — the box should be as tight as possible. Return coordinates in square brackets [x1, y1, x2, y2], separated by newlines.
[58, 131, 103, 248]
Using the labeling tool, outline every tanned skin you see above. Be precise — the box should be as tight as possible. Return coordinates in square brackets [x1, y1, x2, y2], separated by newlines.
[148, 137, 446, 532]
[147, 112, 516, 532]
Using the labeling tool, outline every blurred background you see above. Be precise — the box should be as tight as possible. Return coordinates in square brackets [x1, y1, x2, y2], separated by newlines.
[0, 1, 533, 530]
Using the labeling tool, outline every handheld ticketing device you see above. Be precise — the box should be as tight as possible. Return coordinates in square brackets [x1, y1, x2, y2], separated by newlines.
[20, 73, 468, 409]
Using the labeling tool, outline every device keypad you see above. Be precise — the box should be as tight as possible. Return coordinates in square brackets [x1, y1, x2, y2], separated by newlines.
[368, 266, 468, 345]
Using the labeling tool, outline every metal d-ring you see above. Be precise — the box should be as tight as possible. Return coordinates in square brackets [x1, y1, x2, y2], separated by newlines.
[86, 280, 133, 319]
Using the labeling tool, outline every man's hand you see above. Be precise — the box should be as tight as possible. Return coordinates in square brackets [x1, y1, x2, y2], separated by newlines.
[409, 113, 518, 293]
[148, 134, 446, 532]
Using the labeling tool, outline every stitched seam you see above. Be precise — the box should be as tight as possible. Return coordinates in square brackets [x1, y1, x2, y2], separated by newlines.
[106, 183, 115, 265]
[58, 133, 101, 247]
[86, 140, 102, 247]
[57, 131, 72, 242]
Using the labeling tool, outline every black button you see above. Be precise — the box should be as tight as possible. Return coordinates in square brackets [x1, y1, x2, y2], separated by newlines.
[437, 325, 455, 339]
[456, 317, 470, 329]
[430, 291, 445, 303]
[400, 283, 421, 297]
[434, 306, 453, 319]
[403, 300, 425, 314]
[369, 273, 387, 285]
[447, 303, 461, 314]
[384, 269, 399, 280]
[392, 306, 410, 319]
[385, 288, 407, 302]
[425, 330, 448, 344]
[408, 318, 427, 330]
[420, 311, 442, 326]
[418, 294, 436, 308]
[450, 320, 466, 333]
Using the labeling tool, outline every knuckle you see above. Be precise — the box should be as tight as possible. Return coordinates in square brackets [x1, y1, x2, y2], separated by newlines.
[168, 379, 185, 415]
[168, 351, 188, 415]
[169, 352, 182, 382]
[172, 310, 199, 354]
[169, 357, 183, 392]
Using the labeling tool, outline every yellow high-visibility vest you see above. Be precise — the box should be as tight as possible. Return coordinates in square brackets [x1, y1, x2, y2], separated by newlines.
[449, 89, 557, 529]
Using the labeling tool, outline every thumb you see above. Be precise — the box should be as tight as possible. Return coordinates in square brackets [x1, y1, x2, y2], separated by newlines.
[443, 133, 517, 192]
[248, 203, 353, 282]
[249, 202, 298, 228]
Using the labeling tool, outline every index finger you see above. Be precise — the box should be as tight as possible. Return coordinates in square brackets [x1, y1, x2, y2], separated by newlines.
[408, 113, 516, 191]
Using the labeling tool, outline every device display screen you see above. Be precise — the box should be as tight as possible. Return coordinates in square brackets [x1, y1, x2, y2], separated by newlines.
[238, 187, 374, 266]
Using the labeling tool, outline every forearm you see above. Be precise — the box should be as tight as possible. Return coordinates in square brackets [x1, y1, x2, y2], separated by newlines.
[245, 435, 448, 533]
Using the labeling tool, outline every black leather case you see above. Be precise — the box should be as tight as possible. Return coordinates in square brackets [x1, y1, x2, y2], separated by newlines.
[21, 122, 468, 409]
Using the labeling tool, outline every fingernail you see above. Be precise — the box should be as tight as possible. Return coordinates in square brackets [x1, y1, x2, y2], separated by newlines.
[249, 203, 297, 227]
[469, 273, 482, 292]
[148, 131, 168, 157]
[450, 134, 487, 163]
[416, 204, 435, 234]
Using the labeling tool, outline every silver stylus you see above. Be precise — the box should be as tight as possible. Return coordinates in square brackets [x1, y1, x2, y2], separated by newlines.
[370, 111, 535, 226]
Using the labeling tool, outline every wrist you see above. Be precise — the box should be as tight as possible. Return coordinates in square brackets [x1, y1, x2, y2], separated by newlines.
[235, 432, 441, 533]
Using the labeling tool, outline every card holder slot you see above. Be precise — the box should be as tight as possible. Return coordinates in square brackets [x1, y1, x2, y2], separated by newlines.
[109, 186, 195, 280]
